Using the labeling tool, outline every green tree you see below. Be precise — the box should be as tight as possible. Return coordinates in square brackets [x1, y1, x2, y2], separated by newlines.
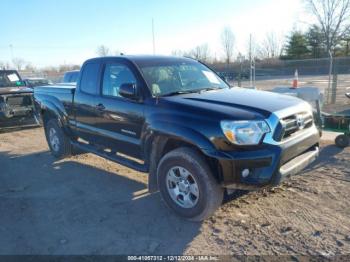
[339, 30, 350, 56]
[306, 0, 350, 56]
[284, 31, 310, 59]
[306, 25, 326, 58]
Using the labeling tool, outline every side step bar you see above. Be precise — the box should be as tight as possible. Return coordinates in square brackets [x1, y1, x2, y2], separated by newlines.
[71, 141, 149, 173]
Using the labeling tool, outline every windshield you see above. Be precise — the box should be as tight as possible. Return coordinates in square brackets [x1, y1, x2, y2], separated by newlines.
[0, 71, 23, 88]
[139, 61, 229, 96]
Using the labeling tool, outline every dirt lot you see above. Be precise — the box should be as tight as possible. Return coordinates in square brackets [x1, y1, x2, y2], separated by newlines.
[0, 127, 349, 256]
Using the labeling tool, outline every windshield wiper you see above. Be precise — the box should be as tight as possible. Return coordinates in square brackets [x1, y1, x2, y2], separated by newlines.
[199, 87, 223, 92]
[161, 90, 200, 97]
[161, 87, 223, 97]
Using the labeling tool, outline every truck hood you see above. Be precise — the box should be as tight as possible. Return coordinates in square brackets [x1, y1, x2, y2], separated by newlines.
[0, 87, 33, 95]
[163, 88, 306, 119]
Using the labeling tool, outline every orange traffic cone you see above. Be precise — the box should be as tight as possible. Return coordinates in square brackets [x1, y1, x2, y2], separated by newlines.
[291, 69, 298, 89]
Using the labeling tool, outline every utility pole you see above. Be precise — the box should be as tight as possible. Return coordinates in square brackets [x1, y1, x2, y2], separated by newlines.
[249, 34, 256, 88]
[152, 18, 156, 55]
[327, 50, 333, 104]
[253, 58, 255, 87]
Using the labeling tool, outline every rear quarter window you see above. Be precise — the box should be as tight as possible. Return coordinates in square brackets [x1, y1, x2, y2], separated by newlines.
[80, 64, 100, 95]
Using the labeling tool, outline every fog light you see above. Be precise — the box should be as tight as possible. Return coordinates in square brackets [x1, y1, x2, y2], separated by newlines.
[242, 169, 250, 178]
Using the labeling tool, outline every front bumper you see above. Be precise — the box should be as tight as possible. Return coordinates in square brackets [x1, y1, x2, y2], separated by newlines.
[272, 145, 319, 185]
[204, 124, 320, 190]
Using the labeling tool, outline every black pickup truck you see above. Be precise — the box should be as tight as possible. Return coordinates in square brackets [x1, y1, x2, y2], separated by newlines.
[34, 56, 320, 221]
[0, 70, 38, 128]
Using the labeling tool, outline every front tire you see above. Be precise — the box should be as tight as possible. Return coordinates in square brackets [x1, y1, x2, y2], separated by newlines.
[45, 119, 72, 158]
[157, 147, 224, 221]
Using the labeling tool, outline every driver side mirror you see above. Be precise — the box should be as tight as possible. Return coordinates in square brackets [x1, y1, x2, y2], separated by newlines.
[346, 93, 350, 99]
[119, 83, 137, 99]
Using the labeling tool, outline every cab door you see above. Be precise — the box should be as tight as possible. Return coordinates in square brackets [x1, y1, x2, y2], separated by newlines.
[72, 62, 101, 143]
[92, 61, 145, 159]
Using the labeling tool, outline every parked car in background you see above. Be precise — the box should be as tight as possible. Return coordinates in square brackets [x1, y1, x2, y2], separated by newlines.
[0, 70, 38, 128]
[23, 77, 53, 88]
[34, 56, 320, 221]
[62, 70, 80, 83]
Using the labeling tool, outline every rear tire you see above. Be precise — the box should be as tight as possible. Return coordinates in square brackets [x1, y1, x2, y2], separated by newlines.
[335, 134, 349, 148]
[157, 147, 224, 221]
[45, 119, 72, 158]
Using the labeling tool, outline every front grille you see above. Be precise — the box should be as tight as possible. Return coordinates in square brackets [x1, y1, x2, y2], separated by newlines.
[274, 112, 314, 141]
[6, 95, 33, 107]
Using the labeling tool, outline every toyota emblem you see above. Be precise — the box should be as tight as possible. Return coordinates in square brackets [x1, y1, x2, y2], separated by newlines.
[296, 115, 305, 129]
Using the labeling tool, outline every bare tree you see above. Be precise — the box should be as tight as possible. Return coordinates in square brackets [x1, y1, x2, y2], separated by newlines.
[58, 64, 81, 73]
[96, 45, 110, 56]
[171, 45, 211, 62]
[25, 62, 36, 72]
[221, 27, 235, 64]
[12, 58, 25, 71]
[171, 50, 185, 57]
[306, 0, 350, 54]
[258, 32, 283, 59]
[189, 44, 211, 62]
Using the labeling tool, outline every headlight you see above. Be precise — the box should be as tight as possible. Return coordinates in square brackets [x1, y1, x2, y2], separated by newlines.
[220, 120, 270, 145]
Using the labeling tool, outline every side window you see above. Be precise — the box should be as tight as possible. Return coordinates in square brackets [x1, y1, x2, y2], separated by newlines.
[102, 63, 137, 97]
[80, 63, 100, 94]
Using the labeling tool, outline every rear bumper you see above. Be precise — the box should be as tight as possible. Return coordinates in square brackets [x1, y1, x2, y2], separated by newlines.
[204, 125, 320, 190]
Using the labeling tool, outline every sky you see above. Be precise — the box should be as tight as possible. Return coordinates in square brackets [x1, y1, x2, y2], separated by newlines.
[0, 0, 309, 67]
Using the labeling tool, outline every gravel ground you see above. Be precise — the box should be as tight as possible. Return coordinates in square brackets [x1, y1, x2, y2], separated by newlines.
[0, 127, 349, 256]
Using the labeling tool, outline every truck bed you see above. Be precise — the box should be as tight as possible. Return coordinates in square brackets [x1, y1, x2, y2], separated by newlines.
[34, 84, 75, 93]
[34, 85, 76, 122]
[34, 85, 75, 101]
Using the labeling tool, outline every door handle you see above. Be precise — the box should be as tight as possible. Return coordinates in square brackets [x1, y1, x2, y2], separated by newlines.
[96, 103, 105, 111]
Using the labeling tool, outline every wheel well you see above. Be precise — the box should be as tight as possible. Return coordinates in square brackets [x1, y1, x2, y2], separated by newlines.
[160, 138, 221, 182]
[161, 138, 195, 156]
[41, 110, 70, 137]
[148, 135, 221, 193]
[42, 109, 57, 126]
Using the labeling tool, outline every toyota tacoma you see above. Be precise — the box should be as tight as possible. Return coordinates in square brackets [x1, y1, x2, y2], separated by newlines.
[34, 56, 320, 221]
